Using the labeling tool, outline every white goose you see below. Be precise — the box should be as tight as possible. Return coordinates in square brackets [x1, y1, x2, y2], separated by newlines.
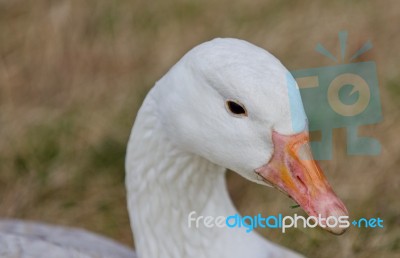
[0, 38, 348, 258]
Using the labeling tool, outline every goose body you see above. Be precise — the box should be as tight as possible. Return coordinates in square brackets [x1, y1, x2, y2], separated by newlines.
[0, 220, 136, 258]
[0, 38, 348, 258]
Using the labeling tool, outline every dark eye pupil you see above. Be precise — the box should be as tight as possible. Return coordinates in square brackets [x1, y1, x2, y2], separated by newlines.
[227, 101, 246, 115]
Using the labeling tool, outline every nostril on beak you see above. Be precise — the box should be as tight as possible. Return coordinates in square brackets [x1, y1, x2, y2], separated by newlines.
[296, 175, 307, 189]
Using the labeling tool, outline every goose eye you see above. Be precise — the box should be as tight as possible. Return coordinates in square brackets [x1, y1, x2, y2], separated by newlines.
[225, 100, 247, 117]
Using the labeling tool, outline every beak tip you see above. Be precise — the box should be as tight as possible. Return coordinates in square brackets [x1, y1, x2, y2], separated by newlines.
[326, 224, 349, 235]
[317, 200, 349, 235]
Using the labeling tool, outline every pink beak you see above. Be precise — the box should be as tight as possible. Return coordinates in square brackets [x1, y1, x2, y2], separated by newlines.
[255, 131, 349, 235]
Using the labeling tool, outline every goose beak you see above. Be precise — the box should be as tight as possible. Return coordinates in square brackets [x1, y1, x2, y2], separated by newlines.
[255, 131, 349, 235]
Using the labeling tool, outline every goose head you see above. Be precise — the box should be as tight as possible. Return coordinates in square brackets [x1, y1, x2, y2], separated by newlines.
[154, 38, 348, 234]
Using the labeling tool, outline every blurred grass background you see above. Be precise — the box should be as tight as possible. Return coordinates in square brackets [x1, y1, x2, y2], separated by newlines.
[0, 0, 399, 257]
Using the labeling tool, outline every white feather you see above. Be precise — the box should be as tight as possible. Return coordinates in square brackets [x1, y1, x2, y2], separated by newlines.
[1, 38, 307, 258]
[126, 38, 306, 258]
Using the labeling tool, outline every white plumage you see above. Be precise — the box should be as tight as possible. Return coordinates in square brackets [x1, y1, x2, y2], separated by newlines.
[0, 220, 135, 258]
[1, 38, 348, 258]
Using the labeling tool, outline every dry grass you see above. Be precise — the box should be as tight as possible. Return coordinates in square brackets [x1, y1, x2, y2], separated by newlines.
[0, 0, 399, 257]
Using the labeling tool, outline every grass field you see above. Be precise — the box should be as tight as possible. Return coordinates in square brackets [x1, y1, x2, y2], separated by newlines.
[0, 1, 399, 257]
